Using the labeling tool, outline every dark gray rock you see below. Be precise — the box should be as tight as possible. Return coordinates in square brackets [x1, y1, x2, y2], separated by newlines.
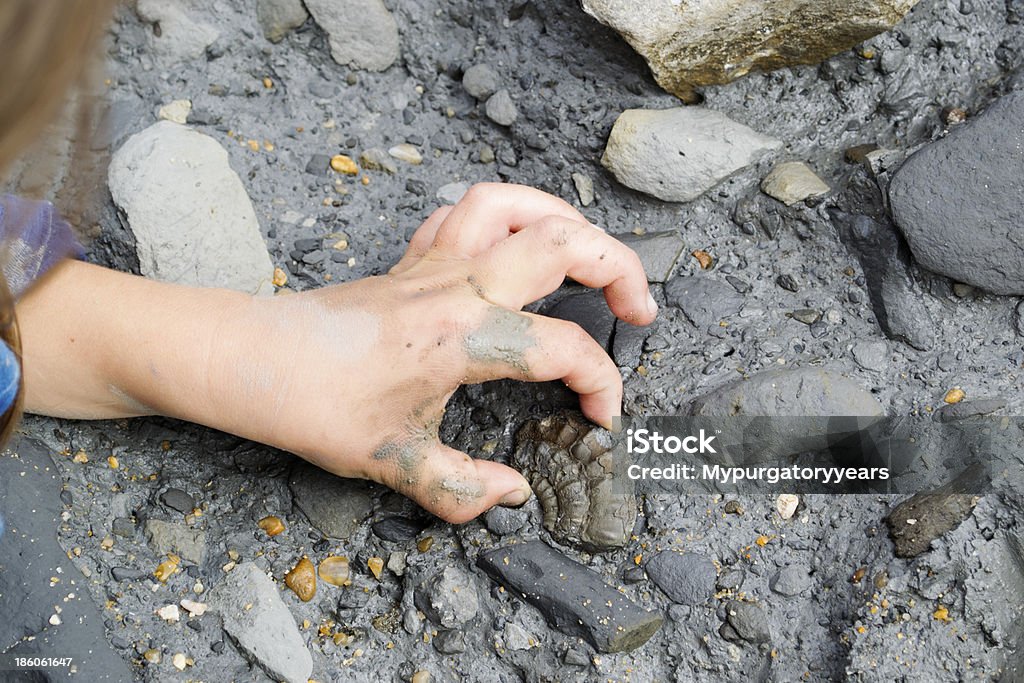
[288, 463, 372, 539]
[613, 319, 654, 368]
[477, 542, 663, 653]
[889, 90, 1024, 295]
[414, 567, 479, 628]
[372, 516, 427, 542]
[851, 340, 888, 371]
[717, 569, 745, 592]
[159, 487, 195, 514]
[935, 397, 1007, 423]
[723, 600, 771, 644]
[885, 467, 982, 558]
[616, 231, 686, 283]
[111, 566, 147, 581]
[484, 505, 528, 536]
[692, 367, 884, 417]
[111, 516, 136, 538]
[645, 552, 717, 605]
[433, 629, 467, 654]
[513, 413, 636, 551]
[770, 565, 811, 596]
[664, 276, 744, 329]
[462, 64, 500, 100]
[545, 289, 616, 351]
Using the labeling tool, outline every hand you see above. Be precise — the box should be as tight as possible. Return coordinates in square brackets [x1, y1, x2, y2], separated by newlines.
[228, 183, 657, 522]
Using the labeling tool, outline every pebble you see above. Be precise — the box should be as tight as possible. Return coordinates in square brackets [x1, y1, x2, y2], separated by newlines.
[157, 604, 181, 623]
[414, 567, 479, 628]
[665, 276, 743, 328]
[288, 463, 371, 538]
[433, 629, 466, 654]
[478, 542, 662, 653]
[618, 231, 686, 283]
[108, 121, 275, 295]
[645, 552, 717, 605]
[258, 515, 285, 536]
[601, 107, 781, 202]
[571, 172, 595, 206]
[359, 148, 397, 174]
[305, 154, 331, 174]
[723, 600, 771, 644]
[111, 566, 146, 581]
[330, 154, 359, 175]
[304, 0, 399, 71]
[159, 487, 195, 514]
[776, 494, 800, 520]
[172, 653, 188, 671]
[462, 64, 501, 100]
[388, 143, 422, 165]
[208, 562, 313, 683]
[770, 565, 811, 596]
[180, 599, 208, 616]
[790, 309, 820, 325]
[285, 557, 317, 602]
[485, 89, 518, 126]
[318, 556, 352, 587]
[368, 556, 385, 579]
[436, 182, 470, 205]
[943, 388, 966, 404]
[157, 99, 192, 125]
[372, 516, 426, 542]
[499, 622, 536, 651]
[483, 506, 528, 536]
[387, 552, 407, 576]
[760, 161, 830, 205]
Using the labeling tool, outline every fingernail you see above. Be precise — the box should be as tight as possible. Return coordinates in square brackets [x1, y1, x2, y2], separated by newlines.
[499, 486, 532, 507]
[646, 290, 658, 316]
[589, 223, 606, 233]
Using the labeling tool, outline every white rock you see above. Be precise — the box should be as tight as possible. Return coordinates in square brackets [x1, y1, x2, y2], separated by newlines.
[136, 0, 219, 63]
[304, 0, 400, 72]
[571, 172, 595, 207]
[208, 563, 312, 683]
[157, 604, 181, 623]
[760, 162, 830, 205]
[108, 121, 274, 295]
[172, 653, 187, 671]
[179, 598, 208, 616]
[388, 143, 423, 165]
[157, 99, 191, 125]
[601, 107, 782, 202]
[776, 494, 799, 520]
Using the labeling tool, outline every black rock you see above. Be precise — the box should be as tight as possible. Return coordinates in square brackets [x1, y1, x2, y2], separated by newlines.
[613, 318, 653, 368]
[885, 465, 983, 558]
[433, 629, 467, 654]
[776, 274, 800, 292]
[726, 275, 751, 294]
[211, 640, 225, 654]
[664, 276, 744, 329]
[723, 600, 771, 644]
[477, 542, 662, 653]
[159, 487, 196, 514]
[294, 238, 321, 252]
[645, 552, 716, 605]
[483, 506, 528, 536]
[111, 566, 146, 581]
[544, 289, 616, 351]
[564, 646, 591, 666]
[371, 516, 427, 542]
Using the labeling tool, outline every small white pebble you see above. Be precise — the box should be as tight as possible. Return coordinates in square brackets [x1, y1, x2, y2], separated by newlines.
[157, 604, 180, 623]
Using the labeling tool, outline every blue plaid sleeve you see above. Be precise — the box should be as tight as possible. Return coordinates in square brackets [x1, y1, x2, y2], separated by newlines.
[0, 194, 84, 299]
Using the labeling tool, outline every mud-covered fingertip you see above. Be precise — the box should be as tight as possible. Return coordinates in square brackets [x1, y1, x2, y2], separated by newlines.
[498, 485, 533, 508]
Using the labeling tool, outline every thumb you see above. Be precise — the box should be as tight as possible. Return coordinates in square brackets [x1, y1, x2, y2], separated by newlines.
[405, 443, 532, 524]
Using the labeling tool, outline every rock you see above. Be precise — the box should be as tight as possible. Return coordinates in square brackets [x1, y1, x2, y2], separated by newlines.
[371, 516, 427, 542]
[889, 90, 1024, 295]
[790, 309, 821, 325]
[544, 289, 616, 351]
[885, 466, 982, 558]
[617, 231, 685, 283]
[478, 542, 663, 653]
[1015, 301, 1024, 337]
[934, 397, 1007, 423]
[388, 143, 422, 165]
[580, 0, 918, 99]
[144, 519, 206, 564]
[359, 148, 398, 174]
[157, 99, 191, 125]
[436, 182, 470, 205]
[851, 340, 888, 371]
[285, 557, 316, 602]
[288, 463, 372, 539]
[111, 517, 136, 538]
[136, 0, 219, 63]
[485, 89, 518, 126]
[776, 493, 799, 520]
[304, 0, 400, 71]
[499, 622, 536, 651]
[433, 629, 467, 654]
[108, 121, 274, 295]
[159, 487, 195, 514]
[602, 108, 781, 202]
[484, 506, 528, 536]
[645, 552, 716, 605]
[112, 566, 146, 581]
[723, 600, 771, 644]
[257, 0, 308, 42]
[770, 565, 811, 596]
[414, 567, 479, 628]
[664, 276, 744, 329]
[512, 413, 637, 551]
[208, 562, 312, 683]
[613, 318, 653, 368]
[462, 64, 500, 100]
[572, 172, 595, 207]
[317, 556, 352, 587]
[761, 162, 830, 205]
[717, 568, 745, 592]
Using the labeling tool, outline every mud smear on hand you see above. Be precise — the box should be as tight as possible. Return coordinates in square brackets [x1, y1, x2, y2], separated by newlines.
[463, 307, 534, 375]
[431, 476, 485, 506]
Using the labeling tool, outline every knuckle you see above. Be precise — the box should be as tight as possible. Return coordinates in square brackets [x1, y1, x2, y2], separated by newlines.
[462, 182, 498, 204]
[532, 215, 579, 248]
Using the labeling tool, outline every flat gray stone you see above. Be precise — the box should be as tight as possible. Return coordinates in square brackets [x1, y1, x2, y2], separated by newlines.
[288, 463, 372, 539]
[485, 89, 518, 126]
[601, 107, 781, 202]
[645, 552, 717, 605]
[305, 0, 400, 71]
[665, 276, 744, 328]
[771, 565, 812, 596]
[208, 562, 312, 683]
[761, 161, 830, 205]
[108, 121, 274, 295]
[144, 519, 206, 564]
[617, 231, 685, 283]
[851, 340, 889, 371]
[414, 567, 479, 628]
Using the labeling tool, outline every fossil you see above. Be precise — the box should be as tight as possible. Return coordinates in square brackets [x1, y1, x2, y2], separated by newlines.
[513, 412, 636, 551]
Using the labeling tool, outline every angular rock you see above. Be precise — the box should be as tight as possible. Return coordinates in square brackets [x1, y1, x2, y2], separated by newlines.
[257, 0, 308, 43]
[613, 318, 653, 368]
[617, 231, 685, 283]
[414, 567, 479, 628]
[572, 172, 595, 207]
[544, 289, 616, 351]
[761, 162, 830, 205]
[136, 0, 219, 63]
[483, 505, 528, 536]
[581, 0, 918, 99]
[645, 552, 716, 605]
[144, 519, 206, 564]
[664, 276, 744, 329]
[462, 64, 500, 100]
[108, 121, 274, 295]
[723, 600, 771, 644]
[288, 463, 372, 539]
[485, 89, 518, 127]
[885, 466, 982, 558]
[513, 413, 636, 551]
[208, 562, 312, 683]
[602, 108, 781, 202]
[889, 90, 1024, 295]
[770, 565, 811, 596]
[305, 0, 400, 72]
[371, 516, 427, 542]
[477, 542, 663, 653]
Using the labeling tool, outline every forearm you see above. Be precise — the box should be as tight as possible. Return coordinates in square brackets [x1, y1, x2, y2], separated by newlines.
[17, 259, 253, 427]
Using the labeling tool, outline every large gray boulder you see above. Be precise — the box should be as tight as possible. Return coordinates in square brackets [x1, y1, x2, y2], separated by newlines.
[108, 121, 274, 295]
[581, 0, 919, 100]
[889, 90, 1024, 295]
[602, 108, 781, 202]
[305, 0, 400, 71]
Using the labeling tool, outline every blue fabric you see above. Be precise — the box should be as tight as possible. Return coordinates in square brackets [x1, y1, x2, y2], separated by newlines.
[0, 338, 17, 415]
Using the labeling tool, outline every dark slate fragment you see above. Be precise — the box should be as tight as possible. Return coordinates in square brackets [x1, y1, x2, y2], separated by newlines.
[723, 600, 771, 644]
[477, 542, 663, 653]
[544, 289, 616, 351]
[159, 487, 196, 514]
[645, 552, 716, 605]
[664, 276, 743, 329]
[371, 516, 427, 542]
[885, 465, 983, 558]
[616, 231, 686, 283]
[934, 397, 1007, 423]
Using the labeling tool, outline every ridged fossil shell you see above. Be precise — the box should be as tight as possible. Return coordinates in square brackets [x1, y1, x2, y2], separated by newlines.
[513, 413, 636, 551]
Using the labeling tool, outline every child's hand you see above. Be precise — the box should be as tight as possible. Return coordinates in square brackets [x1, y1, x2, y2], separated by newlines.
[18, 184, 656, 523]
